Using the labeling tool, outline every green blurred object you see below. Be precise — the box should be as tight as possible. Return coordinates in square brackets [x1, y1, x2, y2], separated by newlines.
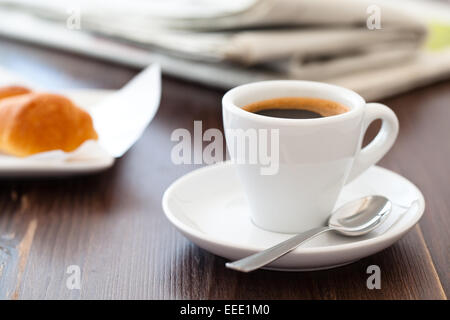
[426, 21, 450, 51]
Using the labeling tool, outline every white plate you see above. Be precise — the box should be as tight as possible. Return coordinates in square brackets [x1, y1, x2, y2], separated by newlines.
[163, 162, 425, 271]
[0, 64, 161, 178]
[0, 90, 115, 177]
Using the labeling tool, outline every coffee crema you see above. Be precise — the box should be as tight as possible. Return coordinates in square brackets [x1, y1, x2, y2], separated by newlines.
[242, 97, 350, 119]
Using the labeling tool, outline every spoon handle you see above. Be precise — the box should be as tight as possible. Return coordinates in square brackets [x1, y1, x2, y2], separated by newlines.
[226, 226, 331, 272]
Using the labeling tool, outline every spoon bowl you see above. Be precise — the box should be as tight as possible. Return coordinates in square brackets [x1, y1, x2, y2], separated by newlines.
[328, 195, 392, 236]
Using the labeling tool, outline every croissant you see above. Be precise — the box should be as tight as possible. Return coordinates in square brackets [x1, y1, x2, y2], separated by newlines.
[0, 92, 98, 157]
[0, 85, 32, 102]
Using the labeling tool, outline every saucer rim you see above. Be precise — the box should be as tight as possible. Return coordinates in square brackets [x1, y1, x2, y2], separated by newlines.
[162, 162, 425, 255]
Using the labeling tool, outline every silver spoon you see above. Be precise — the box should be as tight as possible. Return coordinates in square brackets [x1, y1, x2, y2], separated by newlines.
[226, 195, 391, 272]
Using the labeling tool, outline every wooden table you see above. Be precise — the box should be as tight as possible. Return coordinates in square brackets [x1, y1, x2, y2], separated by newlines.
[0, 37, 448, 300]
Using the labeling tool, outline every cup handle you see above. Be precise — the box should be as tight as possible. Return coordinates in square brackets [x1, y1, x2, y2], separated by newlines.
[346, 103, 399, 183]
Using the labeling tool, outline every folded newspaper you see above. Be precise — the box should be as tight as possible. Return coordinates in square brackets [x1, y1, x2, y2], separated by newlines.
[0, 0, 449, 100]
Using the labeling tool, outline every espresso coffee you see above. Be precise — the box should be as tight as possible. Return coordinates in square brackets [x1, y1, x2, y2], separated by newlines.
[243, 97, 349, 119]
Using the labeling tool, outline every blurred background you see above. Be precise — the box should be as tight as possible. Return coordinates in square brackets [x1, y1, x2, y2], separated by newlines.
[0, 1, 449, 301]
[0, 0, 449, 100]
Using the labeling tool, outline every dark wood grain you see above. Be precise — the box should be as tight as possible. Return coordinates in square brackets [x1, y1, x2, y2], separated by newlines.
[0, 37, 448, 300]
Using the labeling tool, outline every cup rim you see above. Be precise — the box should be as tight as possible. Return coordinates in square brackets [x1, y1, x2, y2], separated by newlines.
[222, 80, 366, 125]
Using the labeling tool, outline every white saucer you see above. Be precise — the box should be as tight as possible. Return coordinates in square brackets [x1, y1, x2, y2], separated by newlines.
[163, 162, 425, 271]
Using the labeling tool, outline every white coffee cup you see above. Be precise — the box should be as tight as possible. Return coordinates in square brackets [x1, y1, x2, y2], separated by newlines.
[222, 80, 399, 233]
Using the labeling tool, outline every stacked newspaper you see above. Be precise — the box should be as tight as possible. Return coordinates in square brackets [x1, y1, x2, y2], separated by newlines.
[0, 0, 449, 100]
